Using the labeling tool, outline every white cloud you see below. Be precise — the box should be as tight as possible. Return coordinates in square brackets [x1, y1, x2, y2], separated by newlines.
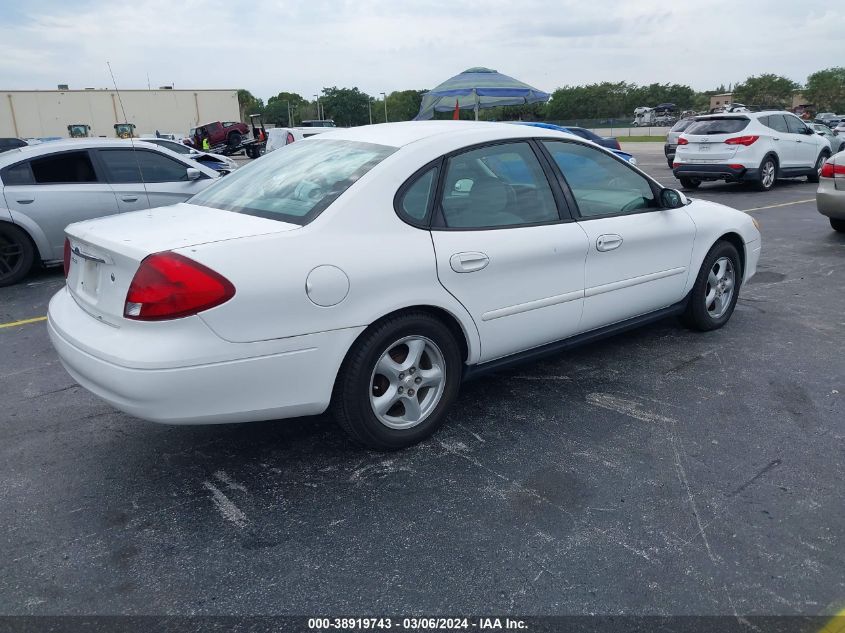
[0, 0, 842, 100]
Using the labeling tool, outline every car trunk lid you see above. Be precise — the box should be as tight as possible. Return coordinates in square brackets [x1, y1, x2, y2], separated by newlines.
[64, 203, 299, 324]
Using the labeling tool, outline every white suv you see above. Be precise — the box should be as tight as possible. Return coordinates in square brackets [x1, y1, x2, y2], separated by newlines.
[673, 111, 830, 191]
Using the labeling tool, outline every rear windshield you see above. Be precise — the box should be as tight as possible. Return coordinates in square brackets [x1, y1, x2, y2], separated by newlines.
[686, 118, 749, 135]
[670, 119, 694, 133]
[188, 139, 396, 225]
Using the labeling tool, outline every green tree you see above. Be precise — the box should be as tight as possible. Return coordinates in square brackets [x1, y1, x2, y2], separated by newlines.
[318, 87, 371, 126]
[264, 92, 308, 126]
[732, 74, 799, 108]
[804, 67, 845, 113]
[237, 89, 264, 122]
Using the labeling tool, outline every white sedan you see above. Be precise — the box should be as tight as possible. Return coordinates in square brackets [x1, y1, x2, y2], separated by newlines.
[48, 122, 761, 449]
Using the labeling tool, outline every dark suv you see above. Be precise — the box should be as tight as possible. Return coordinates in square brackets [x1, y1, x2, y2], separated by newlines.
[0, 138, 28, 154]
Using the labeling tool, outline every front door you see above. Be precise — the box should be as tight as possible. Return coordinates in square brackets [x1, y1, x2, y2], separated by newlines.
[541, 139, 696, 331]
[95, 148, 211, 211]
[428, 140, 589, 362]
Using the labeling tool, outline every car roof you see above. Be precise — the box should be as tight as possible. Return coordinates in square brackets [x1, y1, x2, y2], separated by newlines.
[310, 120, 582, 148]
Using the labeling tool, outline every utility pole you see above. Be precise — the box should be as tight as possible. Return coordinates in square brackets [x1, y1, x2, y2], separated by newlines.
[285, 100, 292, 127]
[313, 94, 321, 120]
[368, 98, 373, 125]
[380, 92, 388, 123]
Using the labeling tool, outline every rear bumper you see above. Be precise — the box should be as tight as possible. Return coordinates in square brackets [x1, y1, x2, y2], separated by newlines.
[664, 143, 676, 159]
[673, 163, 758, 182]
[816, 179, 845, 219]
[47, 287, 365, 424]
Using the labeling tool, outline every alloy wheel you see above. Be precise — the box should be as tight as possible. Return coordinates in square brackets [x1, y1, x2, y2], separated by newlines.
[705, 257, 735, 319]
[0, 230, 24, 281]
[369, 336, 446, 430]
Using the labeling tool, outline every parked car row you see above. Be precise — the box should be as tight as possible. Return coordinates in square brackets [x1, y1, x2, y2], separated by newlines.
[0, 139, 219, 286]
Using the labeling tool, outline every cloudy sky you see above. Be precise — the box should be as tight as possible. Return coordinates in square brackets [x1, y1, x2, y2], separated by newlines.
[1, 0, 842, 100]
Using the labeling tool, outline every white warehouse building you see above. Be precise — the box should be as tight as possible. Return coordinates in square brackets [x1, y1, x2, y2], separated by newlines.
[1, 88, 241, 139]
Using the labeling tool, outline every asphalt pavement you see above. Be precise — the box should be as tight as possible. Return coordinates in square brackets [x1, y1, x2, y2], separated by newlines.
[1, 143, 843, 617]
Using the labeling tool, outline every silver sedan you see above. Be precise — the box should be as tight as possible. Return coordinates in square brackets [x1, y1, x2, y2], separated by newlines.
[0, 139, 218, 286]
[817, 150, 845, 232]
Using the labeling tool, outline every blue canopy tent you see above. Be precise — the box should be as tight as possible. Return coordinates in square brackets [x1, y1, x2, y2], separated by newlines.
[414, 67, 550, 121]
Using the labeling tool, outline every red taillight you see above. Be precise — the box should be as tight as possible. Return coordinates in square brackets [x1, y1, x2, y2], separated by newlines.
[124, 252, 235, 321]
[286, 132, 295, 144]
[613, 140, 621, 150]
[728, 164, 744, 170]
[820, 161, 845, 178]
[724, 135, 759, 146]
[677, 138, 689, 145]
[63, 238, 71, 278]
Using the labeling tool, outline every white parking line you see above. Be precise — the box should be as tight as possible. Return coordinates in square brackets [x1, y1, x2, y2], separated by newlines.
[742, 198, 815, 213]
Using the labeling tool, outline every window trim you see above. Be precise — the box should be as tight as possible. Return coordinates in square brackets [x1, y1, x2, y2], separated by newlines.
[537, 138, 667, 222]
[426, 138, 574, 232]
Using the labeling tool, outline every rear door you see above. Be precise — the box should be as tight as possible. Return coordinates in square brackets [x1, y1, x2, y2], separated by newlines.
[95, 148, 214, 211]
[426, 140, 589, 362]
[541, 140, 696, 331]
[1, 150, 119, 260]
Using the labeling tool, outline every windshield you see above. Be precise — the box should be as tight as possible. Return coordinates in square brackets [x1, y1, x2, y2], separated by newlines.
[670, 119, 694, 133]
[188, 139, 396, 225]
[686, 118, 749, 135]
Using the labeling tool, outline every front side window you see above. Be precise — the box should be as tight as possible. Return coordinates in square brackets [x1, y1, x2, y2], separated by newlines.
[398, 166, 438, 223]
[543, 141, 656, 218]
[188, 139, 396, 225]
[439, 142, 558, 228]
[99, 149, 192, 183]
[785, 116, 808, 134]
[28, 151, 98, 184]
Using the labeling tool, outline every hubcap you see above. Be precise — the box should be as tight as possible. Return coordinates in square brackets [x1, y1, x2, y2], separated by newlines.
[762, 161, 775, 188]
[0, 230, 24, 280]
[369, 336, 446, 430]
[705, 257, 735, 319]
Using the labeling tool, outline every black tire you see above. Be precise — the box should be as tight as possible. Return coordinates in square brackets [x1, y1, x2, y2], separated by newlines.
[831, 218, 845, 233]
[667, 158, 674, 169]
[227, 132, 242, 148]
[681, 241, 742, 332]
[679, 177, 701, 189]
[331, 312, 463, 450]
[0, 223, 36, 287]
[807, 151, 829, 183]
[754, 155, 777, 191]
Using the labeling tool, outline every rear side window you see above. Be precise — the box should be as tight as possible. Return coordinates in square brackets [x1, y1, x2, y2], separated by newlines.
[188, 139, 396, 225]
[439, 142, 558, 228]
[29, 151, 98, 184]
[1, 161, 35, 185]
[762, 115, 789, 133]
[99, 149, 191, 183]
[686, 118, 749, 135]
[398, 166, 438, 223]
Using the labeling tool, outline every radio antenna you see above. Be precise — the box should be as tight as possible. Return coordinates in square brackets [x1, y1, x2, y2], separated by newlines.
[107, 61, 151, 210]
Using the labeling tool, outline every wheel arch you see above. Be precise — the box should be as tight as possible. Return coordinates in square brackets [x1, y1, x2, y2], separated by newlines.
[0, 216, 47, 264]
[716, 232, 746, 278]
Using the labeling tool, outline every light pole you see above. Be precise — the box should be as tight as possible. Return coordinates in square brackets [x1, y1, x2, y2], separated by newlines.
[368, 98, 373, 125]
[313, 94, 322, 120]
[380, 92, 388, 123]
[284, 100, 292, 127]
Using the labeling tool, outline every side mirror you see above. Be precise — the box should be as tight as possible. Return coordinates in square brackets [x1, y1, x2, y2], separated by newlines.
[660, 188, 687, 209]
[186, 167, 202, 181]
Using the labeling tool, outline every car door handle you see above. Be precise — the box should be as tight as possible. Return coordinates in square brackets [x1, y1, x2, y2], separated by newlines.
[772, 137, 780, 141]
[450, 251, 489, 273]
[596, 234, 623, 252]
[121, 196, 139, 202]
[16, 199, 34, 204]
